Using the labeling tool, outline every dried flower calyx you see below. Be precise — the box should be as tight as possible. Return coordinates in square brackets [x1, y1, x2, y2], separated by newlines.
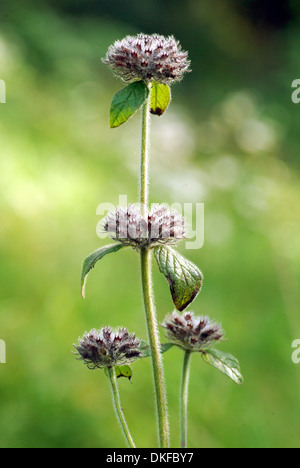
[102, 33, 191, 85]
[74, 326, 143, 369]
[162, 311, 224, 352]
[103, 204, 186, 250]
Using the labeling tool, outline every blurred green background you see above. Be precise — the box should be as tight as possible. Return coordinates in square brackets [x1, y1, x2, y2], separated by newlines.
[1, 0, 300, 448]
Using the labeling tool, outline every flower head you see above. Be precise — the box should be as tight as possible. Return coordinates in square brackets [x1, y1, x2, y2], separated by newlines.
[162, 311, 224, 352]
[102, 33, 191, 85]
[74, 326, 143, 369]
[103, 204, 186, 250]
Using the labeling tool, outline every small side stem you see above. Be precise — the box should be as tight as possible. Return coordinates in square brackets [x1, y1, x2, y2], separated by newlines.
[180, 351, 192, 448]
[107, 366, 136, 448]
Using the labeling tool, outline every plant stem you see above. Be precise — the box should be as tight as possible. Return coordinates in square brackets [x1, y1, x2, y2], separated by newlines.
[140, 90, 151, 217]
[180, 351, 192, 448]
[107, 366, 136, 448]
[141, 248, 169, 448]
[139, 90, 169, 448]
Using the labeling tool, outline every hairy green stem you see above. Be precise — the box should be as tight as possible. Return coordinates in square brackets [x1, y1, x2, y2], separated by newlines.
[140, 92, 151, 217]
[140, 91, 169, 448]
[107, 366, 136, 448]
[140, 248, 169, 448]
[180, 351, 192, 448]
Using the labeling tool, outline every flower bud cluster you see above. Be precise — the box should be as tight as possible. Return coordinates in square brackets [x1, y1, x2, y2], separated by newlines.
[74, 327, 143, 369]
[102, 33, 191, 85]
[103, 204, 186, 249]
[162, 311, 224, 352]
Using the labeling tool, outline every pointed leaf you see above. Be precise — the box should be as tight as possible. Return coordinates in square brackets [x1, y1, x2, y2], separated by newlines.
[201, 348, 244, 385]
[150, 82, 171, 116]
[140, 340, 175, 358]
[81, 243, 124, 298]
[154, 246, 203, 311]
[110, 81, 149, 128]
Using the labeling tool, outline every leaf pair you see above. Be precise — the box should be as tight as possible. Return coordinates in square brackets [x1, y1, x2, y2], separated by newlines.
[81, 244, 202, 312]
[141, 340, 243, 385]
[102, 342, 243, 385]
[104, 365, 133, 381]
[110, 81, 171, 128]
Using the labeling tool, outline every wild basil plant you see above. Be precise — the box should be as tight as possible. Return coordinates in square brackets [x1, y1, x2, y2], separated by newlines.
[74, 33, 243, 449]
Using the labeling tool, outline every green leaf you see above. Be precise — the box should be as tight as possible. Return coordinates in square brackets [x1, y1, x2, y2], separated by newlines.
[81, 243, 124, 298]
[201, 348, 244, 385]
[115, 365, 133, 381]
[154, 246, 203, 311]
[140, 340, 175, 358]
[104, 365, 133, 381]
[150, 82, 171, 116]
[110, 81, 149, 128]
